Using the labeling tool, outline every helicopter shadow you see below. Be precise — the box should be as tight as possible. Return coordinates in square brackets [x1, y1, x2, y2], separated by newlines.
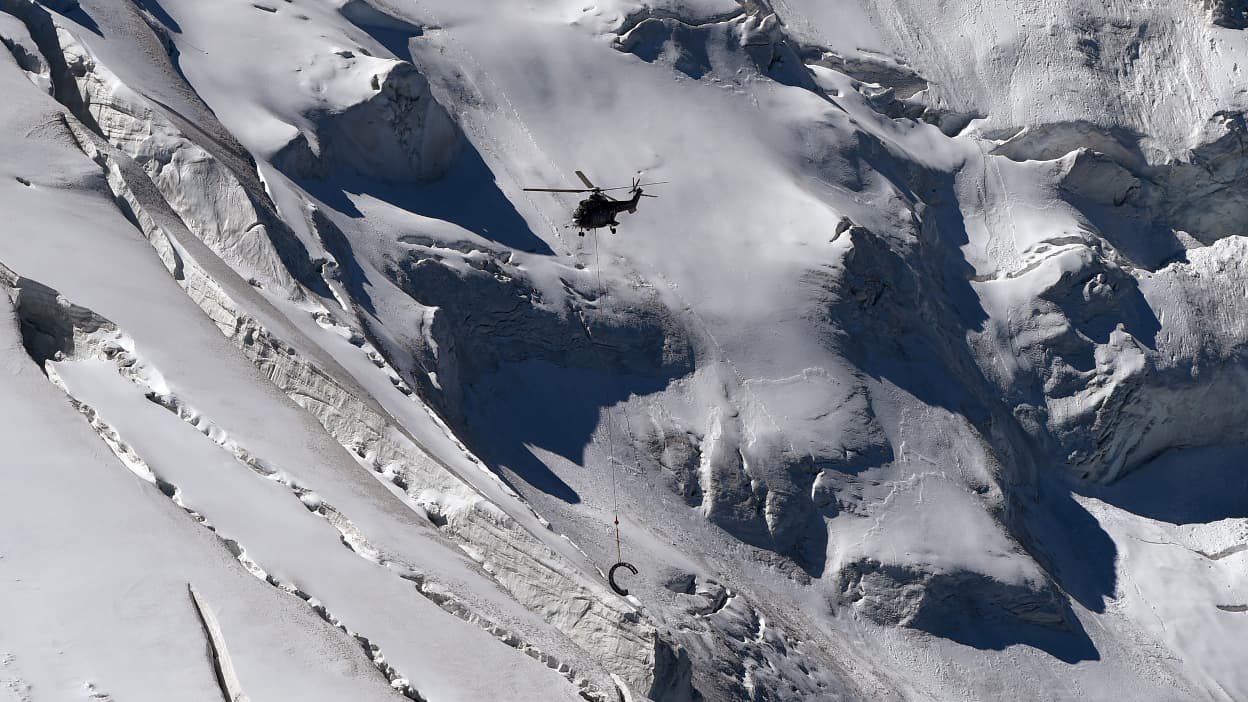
[297, 139, 555, 255]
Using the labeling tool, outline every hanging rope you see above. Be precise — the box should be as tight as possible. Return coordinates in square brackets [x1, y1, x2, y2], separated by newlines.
[589, 234, 637, 595]
[594, 235, 622, 563]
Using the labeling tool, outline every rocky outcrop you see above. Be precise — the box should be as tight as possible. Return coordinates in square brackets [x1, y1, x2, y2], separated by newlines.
[687, 403, 825, 575]
[1200, 0, 1248, 28]
[836, 559, 1073, 634]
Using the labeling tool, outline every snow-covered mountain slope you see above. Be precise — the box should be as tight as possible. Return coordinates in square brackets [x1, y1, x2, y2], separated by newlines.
[0, 0, 1245, 699]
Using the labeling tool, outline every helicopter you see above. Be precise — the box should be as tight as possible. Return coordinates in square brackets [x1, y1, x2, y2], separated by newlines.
[524, 171, 667, 235]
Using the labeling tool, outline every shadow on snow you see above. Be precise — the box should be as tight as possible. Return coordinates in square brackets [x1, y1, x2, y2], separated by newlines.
[299, 140, 554, 256]
[1081, 444, 1248, 525]
[462, 361, 670, 506]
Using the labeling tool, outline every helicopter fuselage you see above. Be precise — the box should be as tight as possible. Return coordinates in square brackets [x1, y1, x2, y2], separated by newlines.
[573, 191, 642, 231]
[522, 171, 661, 233]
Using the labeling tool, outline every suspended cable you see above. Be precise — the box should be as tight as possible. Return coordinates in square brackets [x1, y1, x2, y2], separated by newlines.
[594, 235, 624, 564]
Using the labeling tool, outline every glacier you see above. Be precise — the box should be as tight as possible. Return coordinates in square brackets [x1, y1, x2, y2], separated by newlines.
[0, 0, 1245, 700]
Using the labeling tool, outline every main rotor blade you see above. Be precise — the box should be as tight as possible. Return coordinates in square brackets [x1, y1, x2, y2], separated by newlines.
[575, 170, 596, 189]
[595, 182, 669, 192]
[639, 193, 658, 198]
[523, 187, 593, 192]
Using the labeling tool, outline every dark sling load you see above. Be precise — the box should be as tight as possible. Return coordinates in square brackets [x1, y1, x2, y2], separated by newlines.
[608, 561, 639, 597]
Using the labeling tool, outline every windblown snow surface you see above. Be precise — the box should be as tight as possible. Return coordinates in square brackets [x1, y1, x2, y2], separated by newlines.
[0, 0, 1246, 699]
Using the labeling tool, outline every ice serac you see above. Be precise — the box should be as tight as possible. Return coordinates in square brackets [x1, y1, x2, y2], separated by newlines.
[56, 29, 306, 293]
[0, 7, 693, 696]
[1014, 113, 1248, 250]
[614, 1, 814, 90]
[969, 114, 1248, 484]
[0, 0, 319, 296]
[59, 93, 689, 701]
[0, 12, 48, 92]
[389, 241, 692, 417]
[0, 313, 404, 702]
[0, 262, 116, 367]
[838, 560, 1070, 633]
[275, 57, 461, 184]
[136, 0, 464, 185]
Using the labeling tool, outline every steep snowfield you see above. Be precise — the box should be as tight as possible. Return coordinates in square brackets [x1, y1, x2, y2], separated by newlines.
[1, 0, 1246, 700]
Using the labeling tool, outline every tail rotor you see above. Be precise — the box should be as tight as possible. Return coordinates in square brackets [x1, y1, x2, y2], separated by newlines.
[631, 176, 659, 199]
